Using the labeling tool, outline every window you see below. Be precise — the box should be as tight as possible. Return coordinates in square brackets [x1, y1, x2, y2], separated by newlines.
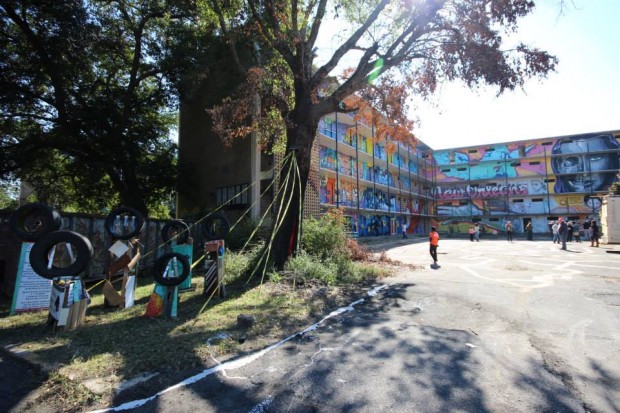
[544, 178, 556, 183]
[457, 167, 467, 171]
[216, 184, 249, 207]
[459, 200, 468, 205]
[542, 141, 553, 146]
[532, 198, 544, 202]
[468, 149, 478, 153]
[441, 168, 451, 172]
[489, 218, 499, 222]
[512, 199, 524, 203]
[529, 161, 540, 165]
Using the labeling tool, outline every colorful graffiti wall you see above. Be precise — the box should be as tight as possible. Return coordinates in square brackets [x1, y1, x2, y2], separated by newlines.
[433, 132, 620, 234]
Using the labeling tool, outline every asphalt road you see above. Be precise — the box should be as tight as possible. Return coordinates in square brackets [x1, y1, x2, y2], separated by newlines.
[92, 238, 620, 413]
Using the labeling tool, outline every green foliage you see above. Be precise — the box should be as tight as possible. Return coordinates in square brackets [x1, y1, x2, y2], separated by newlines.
[0, 179, 19, 210]
[225, 218, 270, 251]
[223, 245, 263, 284]
[0, 1, 214, 214]
[284, 253, 337, 285]
[284, 253, 388, 286]
[301, 209, 349, 261]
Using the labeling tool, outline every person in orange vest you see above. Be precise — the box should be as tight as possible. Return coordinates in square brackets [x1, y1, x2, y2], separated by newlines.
[429, 226, 439, 265]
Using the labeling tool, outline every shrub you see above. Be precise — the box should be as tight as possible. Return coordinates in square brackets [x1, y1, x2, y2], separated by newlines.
[225, 218, 269, 251]
[283, 252, 389, 286]
[347, 238, 370, 261]
[223, 245, 263, 284]
[284, 253, 337, 285]
[301, 209, 348, 260]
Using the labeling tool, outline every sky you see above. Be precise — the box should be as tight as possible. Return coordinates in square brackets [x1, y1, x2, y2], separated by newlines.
[316, 0, 620, 150]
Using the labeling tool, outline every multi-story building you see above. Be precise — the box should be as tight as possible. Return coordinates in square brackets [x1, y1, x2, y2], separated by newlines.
[178, 98, 620, 237]
[312, 112, 436, 237]
[432, 131, 620, 235]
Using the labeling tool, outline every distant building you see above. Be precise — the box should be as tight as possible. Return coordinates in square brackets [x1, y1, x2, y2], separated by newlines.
[432, 131, 620, 235]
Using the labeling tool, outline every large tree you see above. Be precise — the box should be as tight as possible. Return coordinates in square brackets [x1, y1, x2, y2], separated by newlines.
[208, 0, 557, 268]
[0, 0, 212, 215]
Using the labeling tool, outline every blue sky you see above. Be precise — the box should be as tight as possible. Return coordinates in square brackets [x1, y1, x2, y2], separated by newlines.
[412, 0, 620, 149]
[315, 0, 620, 150]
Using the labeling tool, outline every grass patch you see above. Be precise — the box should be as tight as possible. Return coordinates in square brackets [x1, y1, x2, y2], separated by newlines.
[0, 218, 399, 412]
[0, 260, 384, 411]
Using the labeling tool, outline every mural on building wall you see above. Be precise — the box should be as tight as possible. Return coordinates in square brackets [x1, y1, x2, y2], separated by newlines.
[550, 134, 620, 193]
[434, 133, 620, 218]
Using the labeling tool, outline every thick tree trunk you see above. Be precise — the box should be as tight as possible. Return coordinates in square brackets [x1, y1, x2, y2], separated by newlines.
[269, 116, 317, 269]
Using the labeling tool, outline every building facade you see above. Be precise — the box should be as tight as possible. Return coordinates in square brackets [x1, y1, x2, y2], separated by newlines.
[313, 112, 436, 237]
[178, 97, 620, 237]
[431, 131, 620, 235]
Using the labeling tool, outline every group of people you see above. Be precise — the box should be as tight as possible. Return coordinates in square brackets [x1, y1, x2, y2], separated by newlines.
[550, 218, 600, 250]
[428, 217, 601, 266]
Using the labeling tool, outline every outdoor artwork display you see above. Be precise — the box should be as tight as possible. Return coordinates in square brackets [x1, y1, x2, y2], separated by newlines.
[550, 134, 620, 193]
[10, 242, 52, 314]
[433, 133, 620, 217]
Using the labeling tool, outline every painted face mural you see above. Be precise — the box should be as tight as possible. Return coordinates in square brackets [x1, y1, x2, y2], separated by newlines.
[551, 135, 620, 193]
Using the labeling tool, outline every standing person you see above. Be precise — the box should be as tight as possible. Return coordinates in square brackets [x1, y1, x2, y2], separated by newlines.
[573, 221, 581, 243]
[505, 220, 514, 243]
[402, 222, 408, 239]
[469, 225, 475, 242]
[474, 223, 480, 242]
[567, 220, 574, 242]
[429, 226, 439, 265]
[582, 219, 591, 241]
[590, 220, 600, 247]
[558, 218, 568, 250]
[551, 221, 559, 244]
[526, 221, 533, 240]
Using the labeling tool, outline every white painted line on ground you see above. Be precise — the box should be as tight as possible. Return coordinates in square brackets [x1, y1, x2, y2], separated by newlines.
[87, 285, 388, 413]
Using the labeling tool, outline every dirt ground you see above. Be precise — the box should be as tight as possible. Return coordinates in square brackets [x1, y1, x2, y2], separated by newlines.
[1, 353, 48, 412]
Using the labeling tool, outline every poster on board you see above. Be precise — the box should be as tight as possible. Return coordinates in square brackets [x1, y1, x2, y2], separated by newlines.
[10, 242, 52, 315]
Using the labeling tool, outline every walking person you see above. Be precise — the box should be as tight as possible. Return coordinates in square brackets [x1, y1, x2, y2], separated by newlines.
[429, 226, 439, 266]
[469, 225, 475, 242]
[474, 223, 480, 242]
[590, 220, 600, 247]
[567, 220, 574, 242]
[505, 220, 513, 243]
[402, 222, 408, 239]
[551, 220, 559, 244]
[526, 221, 533, 240]
[558, 218, 568, 250]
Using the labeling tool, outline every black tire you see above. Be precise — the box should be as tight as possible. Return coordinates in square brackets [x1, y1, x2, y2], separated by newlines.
[154, 253, 190, 286]
[161, 220, 190, 244]
[104, 207, 145, 240]
[10, 203, 62, 241]
[203, 214, 230, 241]
[29, 230, 93, 279]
